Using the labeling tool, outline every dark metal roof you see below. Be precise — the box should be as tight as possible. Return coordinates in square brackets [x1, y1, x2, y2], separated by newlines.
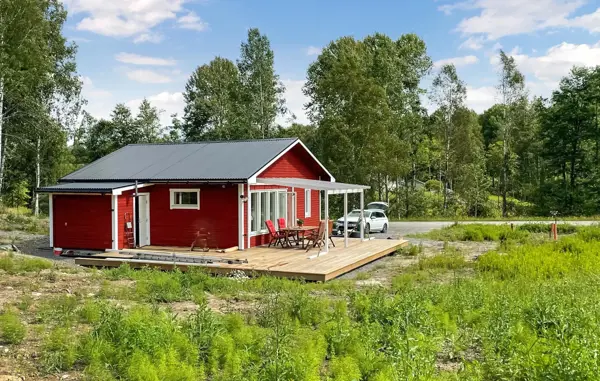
[61, 138, 298, 182]
[37, 182, 135, 193]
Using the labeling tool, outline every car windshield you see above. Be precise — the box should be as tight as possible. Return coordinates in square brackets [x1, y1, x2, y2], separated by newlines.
[346, 210, 370, 218]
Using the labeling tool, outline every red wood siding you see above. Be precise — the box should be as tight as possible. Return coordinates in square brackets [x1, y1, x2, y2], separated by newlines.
[147, 184, 238, 249]
[247, 144, 327, 248]
[118, 190, 135, 249]
[257, 144, 330, 180]
[53, 195, 112, 250]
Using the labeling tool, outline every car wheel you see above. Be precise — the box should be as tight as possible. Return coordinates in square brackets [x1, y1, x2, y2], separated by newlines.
[381, 223, 387, 233]
[365, 223, 370, 233]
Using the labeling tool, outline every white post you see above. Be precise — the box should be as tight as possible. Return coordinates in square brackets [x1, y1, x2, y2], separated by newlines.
[360, 190, 365, 241]
[247, 184, 251, 249]
[111, 195, 119, 250]
[344, 191, 348, 248]
[324, 190, 329, 254]
[238, 184, 244, 250]
[48, 194, 54, 248]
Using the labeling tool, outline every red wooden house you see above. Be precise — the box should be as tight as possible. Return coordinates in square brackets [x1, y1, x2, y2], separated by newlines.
[39, 138, 367, 252]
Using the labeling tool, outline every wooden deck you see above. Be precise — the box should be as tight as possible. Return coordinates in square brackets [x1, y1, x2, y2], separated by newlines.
[74, 237, 408, 281]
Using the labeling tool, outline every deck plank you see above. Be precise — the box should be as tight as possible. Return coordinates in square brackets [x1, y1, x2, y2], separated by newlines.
[75, 238, 408, 281]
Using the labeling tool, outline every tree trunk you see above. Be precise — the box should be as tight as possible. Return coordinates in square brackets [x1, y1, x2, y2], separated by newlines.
[34, 136, 41, 216]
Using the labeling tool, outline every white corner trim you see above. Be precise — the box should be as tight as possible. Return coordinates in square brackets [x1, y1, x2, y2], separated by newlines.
[112, 183, 153, 195]
[247, 184, 251, 249]
[48, 194, 54, 248]
[238, 184, 245, 250]
[111, 194, 118, 250]
[247, 140, 336, 183]
[169, 188, 200, 210]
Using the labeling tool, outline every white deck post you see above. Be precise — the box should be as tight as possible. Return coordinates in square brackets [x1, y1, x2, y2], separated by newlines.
[344, 190, 348, 248]
[111, 194, 118, 250]
[247, 184, 251, 250]
[360, 190, 364, 241]
[324, 190, 329, 254]
[48, 194, 54, 248]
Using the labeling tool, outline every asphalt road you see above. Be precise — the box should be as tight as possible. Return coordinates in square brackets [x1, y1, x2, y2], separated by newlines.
[371, 220, 599, 240]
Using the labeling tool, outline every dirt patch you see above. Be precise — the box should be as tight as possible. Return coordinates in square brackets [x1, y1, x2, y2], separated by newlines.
[339, 238, 496, 285]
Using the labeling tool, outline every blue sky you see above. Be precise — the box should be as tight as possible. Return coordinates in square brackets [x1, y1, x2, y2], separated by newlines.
[63, 0, 600, 126]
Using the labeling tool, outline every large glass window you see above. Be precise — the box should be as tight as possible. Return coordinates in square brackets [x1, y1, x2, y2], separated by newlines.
[170, 189, 200, 210]
[250, 193, 259, 232]
[250, 190, 288, 234]
[304, 189, 311, 217]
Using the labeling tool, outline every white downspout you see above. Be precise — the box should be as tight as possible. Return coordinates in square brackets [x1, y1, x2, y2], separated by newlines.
[344, 191, 348, 248]
[238, 184, 244, 250]
[48, 194, 54, 248]
[247, 184, 251, 249]
[360, 190, 365, 241]
[324, 190, 329, 254]
[111, 194, 119, 250]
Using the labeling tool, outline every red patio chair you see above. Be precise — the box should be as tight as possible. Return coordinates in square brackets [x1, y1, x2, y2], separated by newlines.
[278, 218, 297, 245]
[305, 220, 326, 252]
[266, 220, 287, 248]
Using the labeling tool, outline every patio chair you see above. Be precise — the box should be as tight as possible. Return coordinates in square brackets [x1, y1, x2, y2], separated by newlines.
[278, 218, 297, 245]
[305, 220, 326, 252]
[266, 220, 287, 248]
[327, 219, 336, 247]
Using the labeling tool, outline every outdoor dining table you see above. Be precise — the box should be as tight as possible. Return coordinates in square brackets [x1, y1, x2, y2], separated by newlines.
[280, 226, 318, 249]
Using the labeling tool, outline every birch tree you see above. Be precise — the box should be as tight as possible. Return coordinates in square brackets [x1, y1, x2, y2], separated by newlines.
[429, 64, 466, 211]
[497, 50, 526, 217]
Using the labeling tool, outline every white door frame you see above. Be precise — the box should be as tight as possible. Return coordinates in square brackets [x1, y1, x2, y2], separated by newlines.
[137, 192, 151, 246]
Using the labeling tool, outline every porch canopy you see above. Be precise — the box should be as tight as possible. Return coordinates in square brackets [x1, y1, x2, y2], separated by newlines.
[256, 178, 370, 253]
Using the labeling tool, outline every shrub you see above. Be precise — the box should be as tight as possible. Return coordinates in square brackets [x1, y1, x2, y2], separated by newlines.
[413, 223, 529, 242]
[0, 309, 26, 344]
[41, 327, 78, 372]
[518, 223, 579, 234]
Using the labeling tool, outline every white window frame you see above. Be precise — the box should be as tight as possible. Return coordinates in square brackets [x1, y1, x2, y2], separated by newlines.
[305, 189, 311, 218]
[250, 189, 288, 236]
[170, 188, 200, 210]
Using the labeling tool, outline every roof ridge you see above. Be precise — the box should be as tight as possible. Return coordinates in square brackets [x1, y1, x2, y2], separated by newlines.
[127, 138, 298, 146]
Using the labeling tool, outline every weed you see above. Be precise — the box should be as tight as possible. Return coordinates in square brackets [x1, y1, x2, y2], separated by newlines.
[0, 309, 26, 344]
[0, 253, 52, 274]
[413, 223, 529, 242]
[41, 327, 78, 372]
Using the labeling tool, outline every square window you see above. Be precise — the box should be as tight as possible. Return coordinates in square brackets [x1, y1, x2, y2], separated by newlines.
[170, 189, 200, 209]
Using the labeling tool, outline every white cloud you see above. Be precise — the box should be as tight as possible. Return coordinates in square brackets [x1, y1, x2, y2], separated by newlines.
[278, 79, 309, 126]
[510, 41, 600, 84]
[126, 69, 173, 84]
[126, 92, 185, 126]
[442, 0, 600, 49]
[466, 85, 497, 113]
[177, 11, 208, 32]
[570, 7, 600, 33]
[80, 76, 112, 98]
[134, 33, 164, 44]
[63, 0, 186, 40]
[434, 55, 479, 68]
[459, 36, 485, 50]
[306, 46, 322, 56]
[116, 52, 177, 66]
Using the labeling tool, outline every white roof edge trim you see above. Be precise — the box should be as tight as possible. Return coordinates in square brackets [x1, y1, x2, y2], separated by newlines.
[247, 140, 335, 183]
[112, 183, 153, 195]
[255, 178, 369, 193]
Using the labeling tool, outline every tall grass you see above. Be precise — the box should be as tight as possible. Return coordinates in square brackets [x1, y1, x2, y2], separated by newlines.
[5, 227, 600, 379]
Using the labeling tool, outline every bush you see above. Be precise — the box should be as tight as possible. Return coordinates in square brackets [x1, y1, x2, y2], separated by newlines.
[414, 223, 529, 242]
[518, 223, 579, 234]
[0, 309, 26, 344]
[41, 327, 78, 372]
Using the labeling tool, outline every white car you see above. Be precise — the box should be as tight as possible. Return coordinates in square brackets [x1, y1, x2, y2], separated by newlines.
[367, 201, 389, 212]
[334, 209, 389, 235]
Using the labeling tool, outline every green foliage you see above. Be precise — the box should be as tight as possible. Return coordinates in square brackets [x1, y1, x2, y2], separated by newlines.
[414, 223, 529, 242]
[41, 327, 78, 372]
[0, 309, 26, 344]
[0, 252, 52, 274]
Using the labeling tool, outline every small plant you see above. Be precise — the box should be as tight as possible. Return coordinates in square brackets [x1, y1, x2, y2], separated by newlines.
[0, 309, 26, 344]
[297, 218, 304, 227]
[41, 327, 78, 372]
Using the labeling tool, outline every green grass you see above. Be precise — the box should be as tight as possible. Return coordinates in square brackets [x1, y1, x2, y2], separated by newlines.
[0, 206, 49, 234]
[0, 309, 26, 344]
[411, 223, 583, 242]
[5, 227, 600, 379]
[0, 252, 53, 274]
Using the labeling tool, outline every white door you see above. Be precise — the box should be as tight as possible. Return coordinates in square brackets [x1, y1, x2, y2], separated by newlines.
[370, 212, 383, 231]
[138, 194, 150, 246]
